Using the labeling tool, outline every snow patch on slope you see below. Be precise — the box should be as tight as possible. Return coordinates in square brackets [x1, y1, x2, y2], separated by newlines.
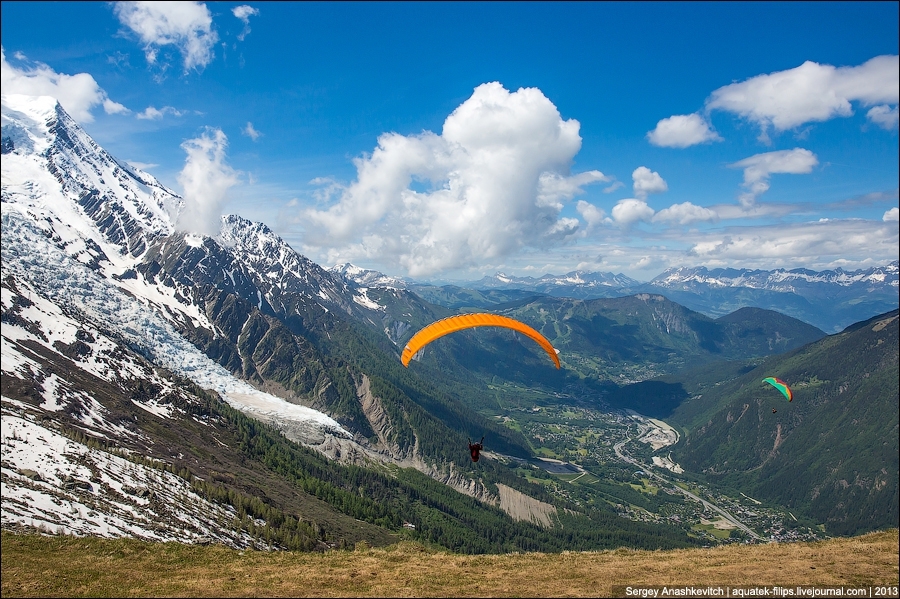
[1, 407, 255, 546]
[353, 288, 383, 311]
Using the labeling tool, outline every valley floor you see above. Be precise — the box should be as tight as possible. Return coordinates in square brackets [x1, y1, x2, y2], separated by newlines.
[497, 401, 827, 544]
[1, 529, 897, 597]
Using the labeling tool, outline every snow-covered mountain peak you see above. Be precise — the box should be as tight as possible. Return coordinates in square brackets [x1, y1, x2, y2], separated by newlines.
[2, 93, 60, 121]
[218, 214, 286, 255]
[331, 263, 368, 278]
[2, 94, 181, 274]
[1, 94, 58, 155]
[329, 263, 408, 289]
[217, 214, 352, 300]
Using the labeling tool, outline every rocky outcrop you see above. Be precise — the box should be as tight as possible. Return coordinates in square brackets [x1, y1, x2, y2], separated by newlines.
[357, 374, 401, 456]
[433, 463, 499, 506]
[496, 483, 557, 527]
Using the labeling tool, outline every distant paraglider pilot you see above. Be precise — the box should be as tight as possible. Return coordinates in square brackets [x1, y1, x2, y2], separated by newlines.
[762, 377, 792, 416]
[468, 436, 485, 462]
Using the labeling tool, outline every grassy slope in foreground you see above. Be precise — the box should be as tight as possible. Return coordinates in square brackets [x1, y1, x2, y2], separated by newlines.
[2, 529, 897, 597]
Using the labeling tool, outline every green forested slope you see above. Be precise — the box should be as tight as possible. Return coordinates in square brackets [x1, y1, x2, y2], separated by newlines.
[202, 391, 701, 553]
[670, 310, 899, 535]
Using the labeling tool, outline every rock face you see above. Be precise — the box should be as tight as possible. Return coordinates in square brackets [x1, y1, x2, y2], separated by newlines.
[357, 374, 401, 457]
[496, 483, 557, 527]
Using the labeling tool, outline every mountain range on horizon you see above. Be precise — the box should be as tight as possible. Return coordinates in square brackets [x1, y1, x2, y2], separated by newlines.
[2, 94, 897, 551]
[331, 261, 898, 334]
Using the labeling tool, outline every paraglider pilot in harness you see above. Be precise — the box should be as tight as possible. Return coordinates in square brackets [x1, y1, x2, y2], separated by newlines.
[468, 436, 485, 462]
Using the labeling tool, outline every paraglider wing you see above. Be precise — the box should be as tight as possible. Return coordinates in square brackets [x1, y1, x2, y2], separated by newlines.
[762, 377, 793, 402]
[401, 313, 561, 369]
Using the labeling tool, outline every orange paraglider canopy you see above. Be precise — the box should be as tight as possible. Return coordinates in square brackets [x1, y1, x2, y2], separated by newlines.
[400, 313, 560, 369]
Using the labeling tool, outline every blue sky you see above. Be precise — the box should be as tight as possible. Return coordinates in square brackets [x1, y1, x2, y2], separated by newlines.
[2, 1, 898, 282]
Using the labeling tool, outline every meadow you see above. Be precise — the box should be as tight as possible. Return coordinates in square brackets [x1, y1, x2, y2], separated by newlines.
[2, 529, 897, 597]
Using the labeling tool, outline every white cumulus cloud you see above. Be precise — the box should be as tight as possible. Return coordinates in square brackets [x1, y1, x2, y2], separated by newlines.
[176, 128, 240, 237]
[729, 148, 818, 207]
[653, 202, 718, 225]
[537, 170, 609, 209]
[126, 160, 158, 171]
[232, 5, 259, 41]
[632, 166, 668, 199]
[884, 207, 899, 222]
[610, 198, 655, 227]
[867, 105, 899, 130]
[646, 113, 722, 148]
[114, 1, 218, 72]
[706, 55, 899, 141]
[686, 219, 899, 268]
[242, 121, 262, 141]
[603, 180, 624, 194]
[651, 55, 899, 147]
[136, 105, 184, 120]
[299, 82, 604, 276]
[1, 47, 128, 123]
[576, 200, 606, 228]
